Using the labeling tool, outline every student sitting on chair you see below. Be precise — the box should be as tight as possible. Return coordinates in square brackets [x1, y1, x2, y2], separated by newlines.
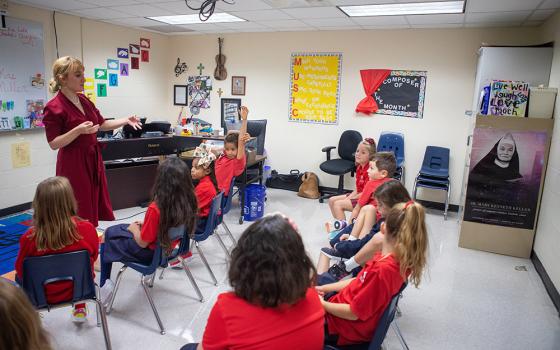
[0, 278, 53, 350]
[192, 143, 219, 234]
[181, 213, 325, 350]
[99, 158, 197, 298]
[215, 106, 251, 198]
[15, 176, 99, 323]
[327, 137, 376, 224]
[317, 201, 428, 347]
[326, 152, 396, 242]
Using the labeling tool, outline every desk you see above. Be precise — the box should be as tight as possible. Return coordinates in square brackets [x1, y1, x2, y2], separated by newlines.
[236, 155, 267, 224]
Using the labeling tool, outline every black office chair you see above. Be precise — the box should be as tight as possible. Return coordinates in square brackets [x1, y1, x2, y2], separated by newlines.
[246, 119, 267, 155]
[319, 130, 363, 203]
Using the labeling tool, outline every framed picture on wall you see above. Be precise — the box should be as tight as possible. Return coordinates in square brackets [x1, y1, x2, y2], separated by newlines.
[221, 98, 241, 129]
[174, 85, 188, 106]
[231, 76, 246, 96]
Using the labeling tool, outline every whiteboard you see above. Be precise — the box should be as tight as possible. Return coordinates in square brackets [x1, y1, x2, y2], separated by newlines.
[0, 17, 46, 130]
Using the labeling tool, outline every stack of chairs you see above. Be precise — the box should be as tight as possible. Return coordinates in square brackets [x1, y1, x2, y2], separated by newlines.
[413, 146, 451, 220]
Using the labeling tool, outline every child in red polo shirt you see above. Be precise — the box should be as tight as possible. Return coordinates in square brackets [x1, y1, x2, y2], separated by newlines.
[327, 138, 377, 224]
[15, 176, 99, 323]
[215, 106, 251, 197]
[317, 201, 429, 347]
[192, 143, 219, 234]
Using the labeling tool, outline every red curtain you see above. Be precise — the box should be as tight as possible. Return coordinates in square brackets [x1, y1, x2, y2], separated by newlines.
[355, 69, 391, 115]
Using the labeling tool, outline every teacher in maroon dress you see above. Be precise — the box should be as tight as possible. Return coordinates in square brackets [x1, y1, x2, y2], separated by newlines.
[42, 56, 141, 227]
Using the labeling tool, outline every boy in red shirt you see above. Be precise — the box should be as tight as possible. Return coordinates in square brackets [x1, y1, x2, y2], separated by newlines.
[215, 106, 251, 197]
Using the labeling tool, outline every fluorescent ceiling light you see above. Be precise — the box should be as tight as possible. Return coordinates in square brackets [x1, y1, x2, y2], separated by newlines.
[339, 1, 465, 17]
[147, 13, 246, 25]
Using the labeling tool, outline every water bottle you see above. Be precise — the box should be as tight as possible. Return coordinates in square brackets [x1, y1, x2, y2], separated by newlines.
[334, 220, 347, 230]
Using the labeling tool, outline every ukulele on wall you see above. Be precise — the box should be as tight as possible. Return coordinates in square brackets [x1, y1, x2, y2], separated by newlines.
[214, 37, 227, 81]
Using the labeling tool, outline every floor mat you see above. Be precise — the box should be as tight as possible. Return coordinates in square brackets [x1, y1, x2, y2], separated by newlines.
[0, 212, 33, 276]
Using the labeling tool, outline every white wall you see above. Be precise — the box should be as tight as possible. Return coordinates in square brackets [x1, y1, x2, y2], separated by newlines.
[534, 12, 560, 293]
[169, 28, 540, 205]
[0, 3, 171, 209]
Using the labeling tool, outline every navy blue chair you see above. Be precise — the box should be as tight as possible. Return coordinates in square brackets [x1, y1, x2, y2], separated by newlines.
[217, 177, 237, 246]
[106, 242, 168, 334]
[193, 192, 228, 286]
[377, 132, 405, 183]
[319, 130, 363, 202]
[158, 226, 204, 302]
[22, 250, 112, 349]
[413, 146, 451, 220]
[324, 283, 409, 350]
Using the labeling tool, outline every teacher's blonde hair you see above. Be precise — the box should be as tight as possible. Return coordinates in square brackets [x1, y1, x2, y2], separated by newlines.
[49, 56, 84, 93]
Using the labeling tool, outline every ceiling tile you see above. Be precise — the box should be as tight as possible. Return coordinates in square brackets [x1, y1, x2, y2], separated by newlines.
[15, 0, 96, 11]
[464, 22, 521, 28]
[467, 0, 540, 13]
[108, 17, 164, 26]
[351, 15, 408, 26]
[466, 11, 531, 23]
[216, 21, 269, 30]
[150, 1, 200, 14]
[406, 13, 464, 25]
[216, 0, 274, 11]
[109, 4, 176, 16]
[330, 0, 398, 5]
[263, 0, 330, 9]
[68, 7, 130, 19]
[539, 0, 560, 9]
[230, 9, 293, 21]
[258, 19, 307, 28]
[79, 0, 140, 6]
[274, 26, 316, 31]
[361, 24, 410, 30]
[528, 9, 556, 21]
[178, 23, 229, 31]
[302, 17, 359, 27]
[410, 23, 463, 28]
[281, 6, 346, 19]
[318, 26, 362, 31]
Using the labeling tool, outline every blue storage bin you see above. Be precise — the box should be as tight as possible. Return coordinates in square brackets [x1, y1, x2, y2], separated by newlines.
[243, 184, 266, 221]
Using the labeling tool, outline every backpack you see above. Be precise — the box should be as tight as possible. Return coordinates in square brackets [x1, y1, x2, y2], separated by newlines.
[298, 172, 320, 199]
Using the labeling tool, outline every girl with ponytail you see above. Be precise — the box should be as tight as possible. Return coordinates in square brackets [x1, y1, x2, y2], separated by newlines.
[316, 200, 428, 346]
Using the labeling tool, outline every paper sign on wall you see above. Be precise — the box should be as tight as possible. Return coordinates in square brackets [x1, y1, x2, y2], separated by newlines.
[97, 83, 107, 97]
[120, 63, 129, 76]
[11, 142, 31, 168]
[289, 52, 342, 125]
[141, 50, 149, 63]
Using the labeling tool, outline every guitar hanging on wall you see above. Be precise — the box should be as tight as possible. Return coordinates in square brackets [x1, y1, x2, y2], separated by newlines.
[214, 37, 227, 81]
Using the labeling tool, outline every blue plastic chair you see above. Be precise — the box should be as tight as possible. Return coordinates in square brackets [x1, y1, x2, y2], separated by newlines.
[377, 132, 405, 183]
[106, 242, 168, 334]
[217, 177, 237, 246]
[158, 226, 204, 302]
[22, 250, 112, 350]
[324, 283, 409, 350]
[413, 146, 451, 220]
[193, 192, 229, 286]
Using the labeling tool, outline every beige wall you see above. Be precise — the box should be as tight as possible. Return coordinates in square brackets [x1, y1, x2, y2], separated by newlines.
[169, 28, 540, 205]
[0, 3, 171, 209]
[534, 12, 560, 293]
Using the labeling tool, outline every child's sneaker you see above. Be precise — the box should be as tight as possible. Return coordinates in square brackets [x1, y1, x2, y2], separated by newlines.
[320, 247, 347, 261]
[169, 251, 193, 270]
[72, 303, 88, 323]
[100, 279, 115, 308]
[328, 261, 350, 281]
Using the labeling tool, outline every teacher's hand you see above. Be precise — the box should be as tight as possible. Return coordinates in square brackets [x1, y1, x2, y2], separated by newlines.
[126, 115, 142, 130]
[76, 121, 100, 135]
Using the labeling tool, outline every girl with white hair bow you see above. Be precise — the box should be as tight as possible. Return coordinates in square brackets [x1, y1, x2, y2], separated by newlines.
[191, 143, 220, 234]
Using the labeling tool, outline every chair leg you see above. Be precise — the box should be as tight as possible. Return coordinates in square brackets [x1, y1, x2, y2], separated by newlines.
[444, 182, 451, 221]
[222, 222, 237, 246]
[214, 230, 231, 258]
[392, 321, 410, 350]
[180, 258, 204, 302]
[159, 267, 166, 280]
[401, 166, 405, 185]
[95, 284, 102, 327]
[140, 276, 165, 335]
[106, 265, 127, 314]
[337, 175, 344, 194]
[93, 297, 113, 350]
[195, 241, 218, 285]
[148, 272, 156, 288]
[412, 178, 418, 200]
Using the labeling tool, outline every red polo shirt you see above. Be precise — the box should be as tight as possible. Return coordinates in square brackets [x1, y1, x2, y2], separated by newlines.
[195, 176, 217, 218]
[355, 163, 369, 193]
[215, 152, 246, 196]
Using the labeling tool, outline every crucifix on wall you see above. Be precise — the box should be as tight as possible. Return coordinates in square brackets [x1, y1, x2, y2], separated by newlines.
[197, 63, 205, 75]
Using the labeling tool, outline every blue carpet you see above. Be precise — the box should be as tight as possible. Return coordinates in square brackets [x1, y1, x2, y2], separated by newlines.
[0, 213, 32, 275]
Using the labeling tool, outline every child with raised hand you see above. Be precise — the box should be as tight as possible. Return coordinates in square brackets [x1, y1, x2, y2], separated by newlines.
[0, 278, 53, 350]
[191, 143, 219, 233]
[15, 176, 99, 323]
[100, 158, 197, 292]
[181, 213, 324, 350]
[327, 138, 376, 225]
[317, 180, 411, 276]
[317, 201, 429, 347]
[215, 106, 251, 197]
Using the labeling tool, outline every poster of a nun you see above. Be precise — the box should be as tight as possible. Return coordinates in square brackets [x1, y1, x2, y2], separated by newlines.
[464, 128, 547, 229]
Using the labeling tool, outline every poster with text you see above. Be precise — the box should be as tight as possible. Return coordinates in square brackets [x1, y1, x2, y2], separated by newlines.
[488, 80, 529, 117]
[289, 52, 341, 124]
[463, 128, 547, 229]
[372, 70, 427, 118]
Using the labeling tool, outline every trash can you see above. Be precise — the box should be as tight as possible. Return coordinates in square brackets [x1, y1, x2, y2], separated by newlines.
[243, 184, 266, 222]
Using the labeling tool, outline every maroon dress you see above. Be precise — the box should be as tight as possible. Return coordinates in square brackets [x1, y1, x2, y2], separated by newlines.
[43, 92, 115, 227]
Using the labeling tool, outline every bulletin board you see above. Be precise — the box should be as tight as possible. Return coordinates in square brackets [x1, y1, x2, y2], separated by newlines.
[289, 52, 342, 125]
[0, 17, 46, 131]
[372, 70, 427, 118]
